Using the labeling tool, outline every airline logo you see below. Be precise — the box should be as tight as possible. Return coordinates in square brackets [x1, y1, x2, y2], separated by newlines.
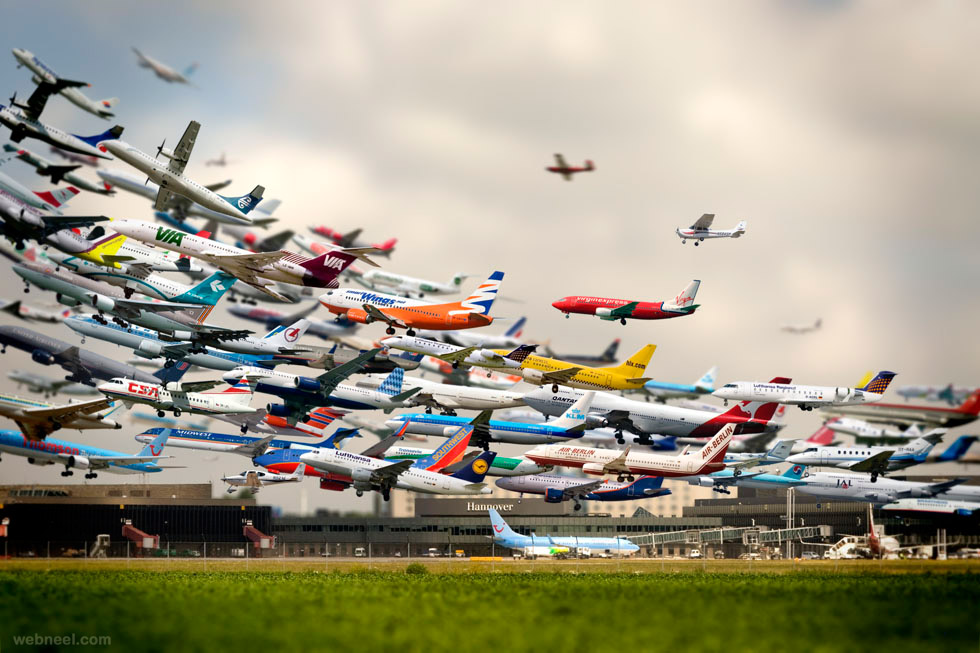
[354, 291, 407, 307]
[210, 279, 226, 293]
[283, 327, 300, 342]
[493, 524, 505, 533]
[155, 227, 186, 247]
[127, 382, 160, 399]
[701, 430, 727, 459]
[323, 256, 347, 270]
[148, 443, 164, 456]
[472, 458, 489, 475]
[625, 360, 644, 369]
[238, 196, 252, 210]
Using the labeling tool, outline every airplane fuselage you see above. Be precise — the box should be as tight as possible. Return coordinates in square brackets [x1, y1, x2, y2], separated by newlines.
[552, 296, 695, 320]
[0, 106, 111, 158]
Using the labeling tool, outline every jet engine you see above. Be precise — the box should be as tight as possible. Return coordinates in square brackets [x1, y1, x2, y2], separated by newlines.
[266, 403, 292, 418]
[55, 293, 81, 307]
[351, 469, 375, 484]
[595, 308, 613, 318]
[585, 414, 610, 429]
[135, 341, 164, 359]
[582, 463, 606, 476]
[544, 488, 565, 503]
[89, 294, 115, 313]
[27, 457, 53, 466]
[342, 308, 369, 325]
[522, 368, 545, 384]
[293, 377, 322, 392]
[31, 348, 56, 365]
[64, 455, 91, 470]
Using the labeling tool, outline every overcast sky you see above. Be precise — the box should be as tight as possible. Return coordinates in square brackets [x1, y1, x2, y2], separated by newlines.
[0, 2, 978, 514]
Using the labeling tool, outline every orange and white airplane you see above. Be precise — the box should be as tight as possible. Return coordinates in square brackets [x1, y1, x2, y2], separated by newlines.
[318, 271, 503, 336]
[488, 343, 657, 393]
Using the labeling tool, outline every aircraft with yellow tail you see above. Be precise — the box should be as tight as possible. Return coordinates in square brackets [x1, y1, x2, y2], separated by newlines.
[487, 343, 657, 393]
[45, 225, 198, 272]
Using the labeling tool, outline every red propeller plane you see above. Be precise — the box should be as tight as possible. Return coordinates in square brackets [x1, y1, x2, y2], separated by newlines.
[546, 153, 594, 181]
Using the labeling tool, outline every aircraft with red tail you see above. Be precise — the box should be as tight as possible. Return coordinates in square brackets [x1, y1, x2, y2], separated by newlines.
[546, 153, 594, 181]
[553, 280, 700, 324]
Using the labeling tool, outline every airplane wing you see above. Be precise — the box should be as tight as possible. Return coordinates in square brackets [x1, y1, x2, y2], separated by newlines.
[14, 420, 57, 441]
[179, 380, 223, 393]
[370, 459, 413, 484]
[198, 252, 290, 299]
[204, 179, 232, 192]
[99, 297, 203, 320]
[603, 302, 639, 319]
[244, 472, 263, 489]
[845, 450, 894, 476]
[153, 186, 179, 212]
[52, 346, 94, 385]
[561, 480, 604, 499]
[22, 397, 114, 421]
[40, 215, 109, 229]
[339, 229, 362, 247]
[20, 80, 87, 122]
[359, 433, 406, 459]
[690, 213, 715, 230]
[553, 153, 568, 168]
[313, 348, 382, 397]
[167, 120, 199, 176]
[895, 478, 968, 499]
[602, 447, 632, 475]
[434, 347, 478, 365]
[540, 367, 582, 385]
[232, 435, 277, 458]
[363, 304, 408, 329]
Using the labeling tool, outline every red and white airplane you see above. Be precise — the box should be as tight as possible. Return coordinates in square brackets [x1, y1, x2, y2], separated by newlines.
[552, 280, 700, 324]
[524, 424, 735, 482]
[98, 377, 257, 419]
[545, 153, 594, 181]
[307, 226, 397, 257]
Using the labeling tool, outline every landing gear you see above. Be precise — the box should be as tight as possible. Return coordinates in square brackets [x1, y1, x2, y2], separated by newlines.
[406, 329, 416, 336]
[23, 284, 29, 294]
[425, 406, 433, 414]
[479, 440, 490, 452]
[451, 361, 459, 369]
[615, 430, 625, 445]
[386, 327, 395, 335]
[93, 313, 108, 326]
[573, 502, 582, 511]
[564, 314, 569, 319]
[620, 318, 627, 325]
[157, 410, 165, 418]
[112, 317, 129, 328]
[164, 359, 175, 368]
[123, 287, 134, 299]
[240, 424, 248, 434]
[713, 486, 731, 495]
[85, 472, 98, 479]
[733, 468, 742, 477]
[382, 488, 391, 502]
[356, 490, 364, 497]
[61, 469, 73, 477]
[694, 241, 700, 247]
[870, 473, 879, 483]
[173, 408, 182, 417]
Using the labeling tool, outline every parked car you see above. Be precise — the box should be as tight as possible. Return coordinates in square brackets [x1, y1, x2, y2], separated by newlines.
[801, 551, 820, 560]
[688, 549, 702, 559]
[354, 547, 367, 558]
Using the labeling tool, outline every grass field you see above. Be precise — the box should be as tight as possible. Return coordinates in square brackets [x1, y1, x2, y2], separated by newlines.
[1, 562, 977, 652]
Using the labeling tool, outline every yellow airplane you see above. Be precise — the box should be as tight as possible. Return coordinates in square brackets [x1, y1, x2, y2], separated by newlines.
[492, 344, 657, 392]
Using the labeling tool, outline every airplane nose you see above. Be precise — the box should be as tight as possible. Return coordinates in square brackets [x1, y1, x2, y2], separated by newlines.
[551, 298, 567, 309]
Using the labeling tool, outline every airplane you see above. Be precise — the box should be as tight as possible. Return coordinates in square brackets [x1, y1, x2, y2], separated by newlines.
[880, 498, 980, 517]
[11, 48, 118, 119]
[495, 474, 671, 511]
[825, 418, 933, 444]
[0, 325, 187, 386]
[552, 280, 700, 324]
[3, 145, 113, 195]
[226, 302, 358, 341]
[713, 372, 897, 412]
[96, 169, 278, 227]
[540, 338, 620, 367]
[417, 356, 523, 390]
[676, 214, 746, 245]
[7, 371, 99, 397]
[98, 121, 264, 223]
[523, 423, 735, 482]
[896, 383, 975, 406]
[418, 316, 528, 349]
[0, 299, 70, 323]
[110, 219, 374, 302]
[47, 147, 99, 167]
[545, 154, 595, 181]
[222, 463, 307, 494]
[383, 446, 550, 478]
[206, 152, 229, 166]
[781, 318, 822, 334]
[522, 384, 782, 442]
[132, 47, 197, 84]
[381, 335, 535, 372]
[497, 343, 656, 393]
[0, 81, 122, 158]
[99, 375, 258, 419]
[135, 424, 358, 457]
[233, 364, 421, 414]
[27, 226, 201, 273]
[678, 463, 809, 495]
[0, 392, 120, 440]
[345, 265, 469, 299]
[0, 428, 170, 478]
[722, 439, 796, 470]
[354, 371, 526, 413]
[384, 392, 598, 449]
[300, 441, 497, 500]
[792, 470, 978, 504]
[784, 432, 951, 481]
[221, 223, 294, 253]
[489, 509, 638, 558]
[821, 388, 980, 428]
[318, 271, 504, 335]
[643, 365, 718, 401]
[0, 178, 107, 250]
[307, 225, 397, 256]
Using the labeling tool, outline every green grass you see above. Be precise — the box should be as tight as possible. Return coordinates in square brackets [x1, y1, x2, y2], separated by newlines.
[0, 568, 976, 652]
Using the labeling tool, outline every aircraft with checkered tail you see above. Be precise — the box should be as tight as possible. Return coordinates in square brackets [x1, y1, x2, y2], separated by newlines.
[12, 48, 118, 119]
[109, 218, 377, 302]
[552, 280, 701, 325]
[713, 371, 897, 412]
[318, 271, 504, 335]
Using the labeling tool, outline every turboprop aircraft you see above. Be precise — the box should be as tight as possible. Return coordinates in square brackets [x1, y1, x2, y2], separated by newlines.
[552, 280, 700, 324]
[98, 376, 258, 419]
[12, 48, 118, 119]
[676, 214, 746, 245]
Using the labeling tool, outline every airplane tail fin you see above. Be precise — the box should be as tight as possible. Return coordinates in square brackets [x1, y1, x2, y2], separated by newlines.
[585, 160, 595, 171]
[99, 97, 119, 111]
[183, 63, 199, 78]
[693, 365, 718, 392]
[663, 279, 700, 312]
[861, 371, 897, 394]
[814, 318, 822, 330]
[731, 220, 747, 237]
[782, 464, 807, 481]
[600, 344, 656, 379]
[937, 435, 978, 462]
[136, 429, 169, 458]
[292, 462, 307, 479]
[504, 316, 526, 339]
[549, 391, 595, 431]
[699, 423, 734, 464]
[376, 238, 397, 253]
[34, 186, 80, 209]
[262, 319, 311, 347]
[254, 198, 281, 217]
[218, 185, 264, 216]
[600, 338, 621, 362]
[766, 439, 794, 460]
[488, 508, 517, 538]
[455, 271, 504, 316]
[721, 399, 781, 425]
[415, 424, 474, 471]
[956, 389, 980, 416]
[377, 367, 404, 396]
[217, 377, 255, 406]
[504, 344, 537, 364]
[449, 450, 496, 483]
[75, 124, 123, 148]
[152, 360, 190, 385]
[806, 423, 836, 446]
[172, 271, 237, 305]
[316, 427, 361, 450]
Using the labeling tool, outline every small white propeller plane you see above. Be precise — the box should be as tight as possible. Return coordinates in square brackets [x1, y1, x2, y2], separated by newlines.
[676, 214, 746, 246]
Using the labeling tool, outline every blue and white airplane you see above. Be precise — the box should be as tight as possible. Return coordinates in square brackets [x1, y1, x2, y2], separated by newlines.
[488, 508, 639, 556]
[0, 429, 170, 478]
[495, 474, 671, 511]
[784, 431, 966, 477]
[678, 464, 809, 495]
[135, 426, 360, 458]
[643, 365, 718, 402]
[384, 391, 596, 448]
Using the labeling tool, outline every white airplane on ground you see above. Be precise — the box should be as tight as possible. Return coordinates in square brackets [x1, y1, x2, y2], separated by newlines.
[523, 423, 735, 482]
[132, 48, 197, 84]
[98, 376, 258, 419]
[381, 335, 535, 372]
[12, 48, 118, 119]
[7, 371, 98, 397]
[0, 392, 119, 440]
[4, 145, 113, 195]
[222, 463, 306, 493]
[109, 219, 375, 302]
[355, 372, 525, 413]
[676, 214, 746, 245]
[98, 121, 263, 223]
[781, 318, 822, 334]
[713, 372, 896, 412]
[343, 262, 469, 299]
